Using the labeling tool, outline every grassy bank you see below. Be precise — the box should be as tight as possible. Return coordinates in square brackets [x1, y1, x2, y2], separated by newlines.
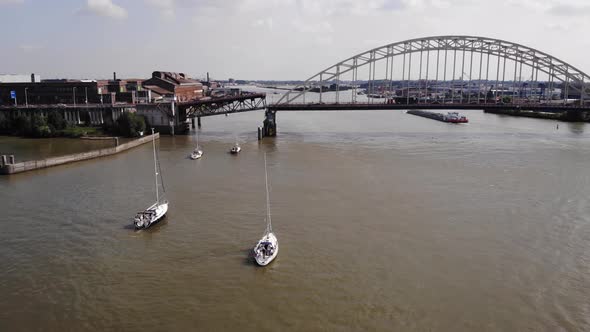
[60, 126, 106, 138]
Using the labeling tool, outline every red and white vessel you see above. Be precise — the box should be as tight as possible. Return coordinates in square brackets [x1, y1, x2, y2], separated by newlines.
[443, 112, 469, 123]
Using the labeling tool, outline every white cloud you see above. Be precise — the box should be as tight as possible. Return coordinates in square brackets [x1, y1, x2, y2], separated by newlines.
[290, 20, 333, 34]
[548, 4, 590, 16]
[253, 17, 274, 30]
[145, 0, 176, 19]
[544, 23, 571, 32]
[0, 0, 24, 4]
[81, 0, 128, 20]
[18, 44, 44, 53]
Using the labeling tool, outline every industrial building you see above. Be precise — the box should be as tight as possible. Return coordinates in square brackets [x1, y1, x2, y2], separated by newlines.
[142, 71, 204, 102]
[0, 80, 101, 106]
[0, 73, 41, 83]
[0, 71, 205, 106]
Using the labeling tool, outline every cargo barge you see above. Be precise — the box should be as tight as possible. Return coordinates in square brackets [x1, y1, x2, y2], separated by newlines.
[407, 110, 469, 123]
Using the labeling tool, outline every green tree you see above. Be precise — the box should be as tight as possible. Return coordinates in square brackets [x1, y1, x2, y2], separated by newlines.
[13, 115, 32, 136]
[47, 112, 67, 131]
[116, 113, 146, 137]
[0, 116, 11, 133]
[30, 113, 51, 138]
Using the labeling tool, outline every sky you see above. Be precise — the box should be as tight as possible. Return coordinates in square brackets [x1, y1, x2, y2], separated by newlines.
[0, 0, 590, 80]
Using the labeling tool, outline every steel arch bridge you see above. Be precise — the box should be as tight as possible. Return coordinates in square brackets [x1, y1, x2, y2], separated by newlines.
[270, 35, 590, 110]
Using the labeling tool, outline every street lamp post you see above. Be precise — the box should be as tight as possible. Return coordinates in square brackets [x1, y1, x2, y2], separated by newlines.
[25, 88, 28, 108]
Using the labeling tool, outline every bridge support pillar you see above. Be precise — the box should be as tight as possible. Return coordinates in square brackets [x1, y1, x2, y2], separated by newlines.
[263, 110, 276, 137]
[197, 116, 201, 128]
[191, 117, 195, 129]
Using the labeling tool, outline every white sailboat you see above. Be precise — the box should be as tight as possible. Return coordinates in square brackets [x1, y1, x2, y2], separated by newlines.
[190, 131, 203, 160]
[230, 138, 241, 154]
[253, 153, 278, 266]
[134, 129, 169, 229]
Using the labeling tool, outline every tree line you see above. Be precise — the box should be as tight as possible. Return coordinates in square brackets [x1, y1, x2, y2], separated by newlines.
[0, 112, 147, 138]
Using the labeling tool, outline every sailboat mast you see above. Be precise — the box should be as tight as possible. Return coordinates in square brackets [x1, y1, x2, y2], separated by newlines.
[152, 128, 159, 203]
[264, 153, 272, 232]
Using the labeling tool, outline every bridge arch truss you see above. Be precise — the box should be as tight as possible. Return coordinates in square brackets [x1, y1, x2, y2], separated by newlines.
[276, 36, 589, 106]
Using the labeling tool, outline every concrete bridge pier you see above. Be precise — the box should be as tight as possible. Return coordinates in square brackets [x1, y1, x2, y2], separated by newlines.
[191, 118, 195, 129]
[89, 110, 103, 125]
[197, 116, 202, 128]
[263, 110, 277, 137]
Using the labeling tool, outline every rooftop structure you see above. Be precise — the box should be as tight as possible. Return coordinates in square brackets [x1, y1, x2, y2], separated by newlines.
[143, 71, 204, 102]
[0, 73, 41, 83]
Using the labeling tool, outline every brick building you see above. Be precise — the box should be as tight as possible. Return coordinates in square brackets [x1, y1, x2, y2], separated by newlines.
[142, 71, 204, 102]
[97, 77, 146, 104]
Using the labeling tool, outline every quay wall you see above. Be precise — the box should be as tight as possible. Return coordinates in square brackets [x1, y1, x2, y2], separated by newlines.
[484, 108, 590, 122]
[0, 133, 159, 175]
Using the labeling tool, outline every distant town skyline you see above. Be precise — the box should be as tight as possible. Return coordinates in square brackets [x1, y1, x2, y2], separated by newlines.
[1, 0, 590, 80]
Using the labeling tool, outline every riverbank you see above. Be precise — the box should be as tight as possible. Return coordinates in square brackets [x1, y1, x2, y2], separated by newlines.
[0, 133, 158, 175]
[484, 108, 590, 122]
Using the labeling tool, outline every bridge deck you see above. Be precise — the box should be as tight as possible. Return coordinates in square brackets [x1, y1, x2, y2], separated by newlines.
[268, 103, 590, 112]
[177, 93, 266, 107]
[178, 92, 267, 117]
[0, 93, 267, 111]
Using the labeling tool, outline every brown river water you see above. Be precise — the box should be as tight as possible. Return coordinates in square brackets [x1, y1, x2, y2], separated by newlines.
[1, 109, 590, 331]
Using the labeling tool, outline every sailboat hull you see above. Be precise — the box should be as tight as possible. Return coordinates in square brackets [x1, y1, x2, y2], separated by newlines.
[134, 202, 168, 229]
[254, 232, 278, 266]
[190, 150, 203, 160]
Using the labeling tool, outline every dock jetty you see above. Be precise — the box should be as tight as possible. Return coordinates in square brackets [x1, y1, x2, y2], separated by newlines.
[0, 133, 159, 175]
